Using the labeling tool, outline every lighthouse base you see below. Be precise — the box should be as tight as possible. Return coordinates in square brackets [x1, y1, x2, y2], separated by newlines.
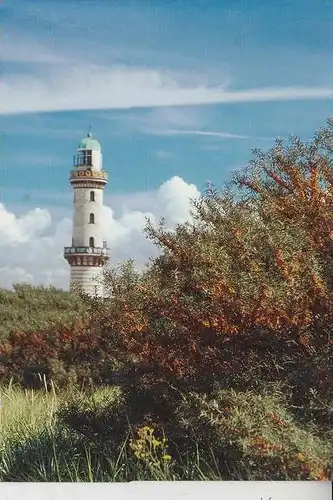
[69, 265, 104, 297]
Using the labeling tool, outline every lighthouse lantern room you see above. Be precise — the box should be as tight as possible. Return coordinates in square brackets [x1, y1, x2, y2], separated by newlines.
[64, 132, 109, 296]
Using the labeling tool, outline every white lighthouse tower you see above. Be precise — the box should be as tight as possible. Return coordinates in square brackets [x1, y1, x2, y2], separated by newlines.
[64, 132, 109, 296]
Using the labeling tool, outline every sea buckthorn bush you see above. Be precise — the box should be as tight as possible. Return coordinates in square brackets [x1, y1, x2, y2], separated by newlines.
[174, 387, 332, 480]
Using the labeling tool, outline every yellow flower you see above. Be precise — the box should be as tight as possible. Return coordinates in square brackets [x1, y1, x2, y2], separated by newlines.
[297, 452, 306, 462]
[162, 454, 172, 460]
[152, 438, 161, 448]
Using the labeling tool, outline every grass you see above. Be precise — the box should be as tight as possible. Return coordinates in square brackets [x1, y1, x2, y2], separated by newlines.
[0, 381, 331, 482]
[0, 380, 58, 435]
[0, 382, 222, 481]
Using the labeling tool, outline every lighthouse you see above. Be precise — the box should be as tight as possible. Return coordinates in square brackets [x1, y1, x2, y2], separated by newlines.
[64, 132, 109, 296]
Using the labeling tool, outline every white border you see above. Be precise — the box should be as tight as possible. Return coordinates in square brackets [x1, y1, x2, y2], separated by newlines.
[0, 481, 331, 500]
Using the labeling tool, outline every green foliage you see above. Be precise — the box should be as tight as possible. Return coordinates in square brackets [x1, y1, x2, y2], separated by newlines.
[0, 321, 117, 389]
[0, 284, 86, 340]
[0, 384, 234, 481]
[0, 382, 58, 449]
[0, 383, 332, 481]
[57, 386, 126, 446]
[174, 385, 332, 480]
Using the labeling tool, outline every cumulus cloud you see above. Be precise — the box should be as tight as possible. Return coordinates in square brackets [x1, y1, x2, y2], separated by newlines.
[0, 63, 332, 115]
[0, 204, 51, 246]
[0, 177, 200, 290]
[157, 176, 200, 225]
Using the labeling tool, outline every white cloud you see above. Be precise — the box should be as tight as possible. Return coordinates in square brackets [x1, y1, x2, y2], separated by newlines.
[0, 267, 34, 286]
[156, 176, 199, 225]
[1, 37, 69, 64]
[0, 204, 51, 246]
[135, 107, 204, 132]
[0, 64, 332, 115]
[154, 150, 174, 161]
[0, 177, 200, 290]
[157, 129, 252, 139]
[95, 107, 273, 141]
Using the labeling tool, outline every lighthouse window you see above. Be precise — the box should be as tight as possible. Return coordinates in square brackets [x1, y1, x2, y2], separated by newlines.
[89, 213, 95, 224]
[74, 150, 92, 167]
[84, 150, 92, 166]
[89, 237, 94, 247]
[90, 191, 95, 202]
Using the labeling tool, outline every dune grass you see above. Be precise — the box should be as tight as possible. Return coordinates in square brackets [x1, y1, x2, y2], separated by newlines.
[0, 382, 221, 481]
[1, 381, 331, 482]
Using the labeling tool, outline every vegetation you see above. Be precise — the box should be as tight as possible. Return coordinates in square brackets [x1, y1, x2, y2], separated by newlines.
[0, 284, 85, 340]
[0, 382, 330, 481]
[1, 118, 333, 481]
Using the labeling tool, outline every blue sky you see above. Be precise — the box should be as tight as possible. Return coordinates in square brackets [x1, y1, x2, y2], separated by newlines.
[0, 0, 332, 288]
[1, 0, 332, 208]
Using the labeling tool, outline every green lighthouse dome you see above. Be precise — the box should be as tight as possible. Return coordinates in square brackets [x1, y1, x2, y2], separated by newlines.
[78, 132, 101, 152]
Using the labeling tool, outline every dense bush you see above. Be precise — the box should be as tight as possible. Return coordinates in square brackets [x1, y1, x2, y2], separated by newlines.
[0, 321, 97, 387]
[173, 386, 332, 480]
[88, 118, 333, 431]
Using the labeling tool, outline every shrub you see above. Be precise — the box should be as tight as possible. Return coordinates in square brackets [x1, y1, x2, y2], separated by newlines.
[88, 118, 333, 433]
[0, 321, 120, 389]
[0, 285, 86, 341]
[173, 386, 332, 480]
[56, 386, 127, 448]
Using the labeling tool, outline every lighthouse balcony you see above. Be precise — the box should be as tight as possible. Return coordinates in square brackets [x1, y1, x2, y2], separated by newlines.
[64, 245, 109, 257]
[69, 169, 108, 181]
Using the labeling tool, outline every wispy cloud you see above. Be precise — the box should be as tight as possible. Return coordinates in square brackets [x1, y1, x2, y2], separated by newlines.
[108, 107, 205, 136]
[154, 150, 174, 160]
[4, 153, 65, 169]
[0, 64, 332, 115]
[156, 129, 252, 139]
[1, 37, 69, 64]
[139, 107, 203, 129]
